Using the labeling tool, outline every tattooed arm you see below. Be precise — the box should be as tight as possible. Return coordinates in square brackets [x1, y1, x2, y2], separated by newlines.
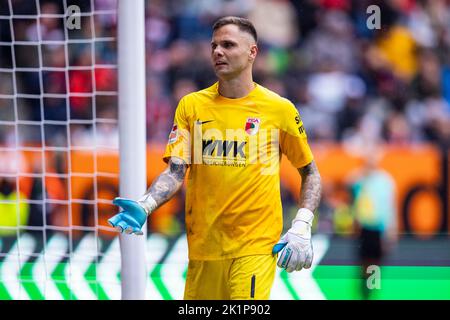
[138, 157, 188, 214]
[108, 157, 187, 234]
[273, 160, 322, 271]
[297, 160, 322, 213]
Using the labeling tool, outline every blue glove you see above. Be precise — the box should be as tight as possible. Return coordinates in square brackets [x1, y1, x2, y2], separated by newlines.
[108, 197, 148, 235]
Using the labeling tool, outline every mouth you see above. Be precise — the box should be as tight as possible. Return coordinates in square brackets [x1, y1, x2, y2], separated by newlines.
[215, 61, 227, 67]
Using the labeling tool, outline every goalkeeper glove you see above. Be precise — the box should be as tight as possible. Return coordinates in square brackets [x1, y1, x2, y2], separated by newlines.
[272, 208, 314, 273]
[108, 195, 157, 235]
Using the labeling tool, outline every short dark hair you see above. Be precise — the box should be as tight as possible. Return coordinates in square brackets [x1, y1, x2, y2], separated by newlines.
[212, 16, 258, 43]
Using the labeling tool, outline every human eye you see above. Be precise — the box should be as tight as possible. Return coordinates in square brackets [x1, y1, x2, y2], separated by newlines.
[223, 41, 235, 48]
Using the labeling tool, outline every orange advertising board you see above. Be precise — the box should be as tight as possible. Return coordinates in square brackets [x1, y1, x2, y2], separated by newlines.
[11, 143, 449, 238]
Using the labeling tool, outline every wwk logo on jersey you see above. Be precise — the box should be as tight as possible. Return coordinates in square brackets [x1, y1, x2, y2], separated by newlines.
[245, 118, 260, 135]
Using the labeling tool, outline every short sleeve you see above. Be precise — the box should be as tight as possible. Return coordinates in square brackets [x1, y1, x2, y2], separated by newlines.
[279, 101, 314, 168]
[163, 97, 191, 164]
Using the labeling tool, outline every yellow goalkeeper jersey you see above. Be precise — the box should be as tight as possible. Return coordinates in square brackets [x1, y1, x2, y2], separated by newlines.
[163, 82, 313, 260]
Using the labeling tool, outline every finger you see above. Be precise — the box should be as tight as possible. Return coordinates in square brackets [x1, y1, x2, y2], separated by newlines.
[297, 251, 307, 271]
[112, 197, 126, 208]
[286, 266, 295, 273]
[108, 214, 122, 228]
[278, 247, 293, 269]
[272, 242, 288, 255]
[124, 226, 134, 234]
[116, 221, 128, 233]
[304, 250, 313, 269]
[286, 251, 297, 273]
[276, 250, 285, 268]
[113, 198, 146, 216]
[295, 261, 304, 271]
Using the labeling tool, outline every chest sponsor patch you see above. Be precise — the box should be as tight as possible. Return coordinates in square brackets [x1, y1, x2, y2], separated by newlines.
[245, 118, 260, 136]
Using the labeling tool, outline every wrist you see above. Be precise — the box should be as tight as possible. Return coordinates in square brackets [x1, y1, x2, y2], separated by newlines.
[291, 208, 314, 238]
[137, 194, 158, 216]
[293, 208, 314, 225]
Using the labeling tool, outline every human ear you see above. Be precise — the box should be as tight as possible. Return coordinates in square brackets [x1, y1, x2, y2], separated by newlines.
[249, 44, 258, 61]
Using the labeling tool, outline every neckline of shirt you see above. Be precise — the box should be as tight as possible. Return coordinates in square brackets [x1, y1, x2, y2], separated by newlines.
[215, 82, 260, 102]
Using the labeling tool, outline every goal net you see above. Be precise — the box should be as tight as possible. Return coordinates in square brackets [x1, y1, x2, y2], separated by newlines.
[0, 0, 150, 300]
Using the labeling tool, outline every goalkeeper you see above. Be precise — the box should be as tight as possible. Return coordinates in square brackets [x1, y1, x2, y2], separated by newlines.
[109, 16, 322, 300]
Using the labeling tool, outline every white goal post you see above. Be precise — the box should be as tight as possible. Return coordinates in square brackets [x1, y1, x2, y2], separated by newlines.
[0, 0, 148, 300]
[117, 0, 147, 300]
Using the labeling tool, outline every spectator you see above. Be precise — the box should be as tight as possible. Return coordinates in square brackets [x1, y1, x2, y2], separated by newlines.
[347, 143, 397, 300]
[248, 0, 299, 48]
[0, 150, 30, 237]
[303, 9, 358, 73]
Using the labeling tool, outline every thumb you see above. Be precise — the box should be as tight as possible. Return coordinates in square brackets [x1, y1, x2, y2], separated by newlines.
[272, 234, 288, 255]
[113, 197, 128, 208]
[113, 197, 143, 213]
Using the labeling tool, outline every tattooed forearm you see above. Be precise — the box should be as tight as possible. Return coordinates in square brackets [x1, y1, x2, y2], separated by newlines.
[140, 157, 187, 208]
[298, 160, 322, 212]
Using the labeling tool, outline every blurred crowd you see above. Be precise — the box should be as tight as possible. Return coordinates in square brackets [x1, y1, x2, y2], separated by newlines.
[0, 0, 449, 147]
[145, 0, 450, 146]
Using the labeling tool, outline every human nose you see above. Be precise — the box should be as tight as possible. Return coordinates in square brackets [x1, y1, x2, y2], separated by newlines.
[212, 46, 224, 58]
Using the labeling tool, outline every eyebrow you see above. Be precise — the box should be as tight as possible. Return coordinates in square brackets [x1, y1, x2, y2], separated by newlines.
[211, 39, 238, 45]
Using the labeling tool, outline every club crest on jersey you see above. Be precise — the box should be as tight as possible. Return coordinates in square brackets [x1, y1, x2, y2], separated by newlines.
[245, 118, 260, 136]
[168, 124, 178, 144]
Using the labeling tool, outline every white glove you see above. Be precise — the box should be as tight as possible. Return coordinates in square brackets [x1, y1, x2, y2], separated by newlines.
[273, 208, 314, 273]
